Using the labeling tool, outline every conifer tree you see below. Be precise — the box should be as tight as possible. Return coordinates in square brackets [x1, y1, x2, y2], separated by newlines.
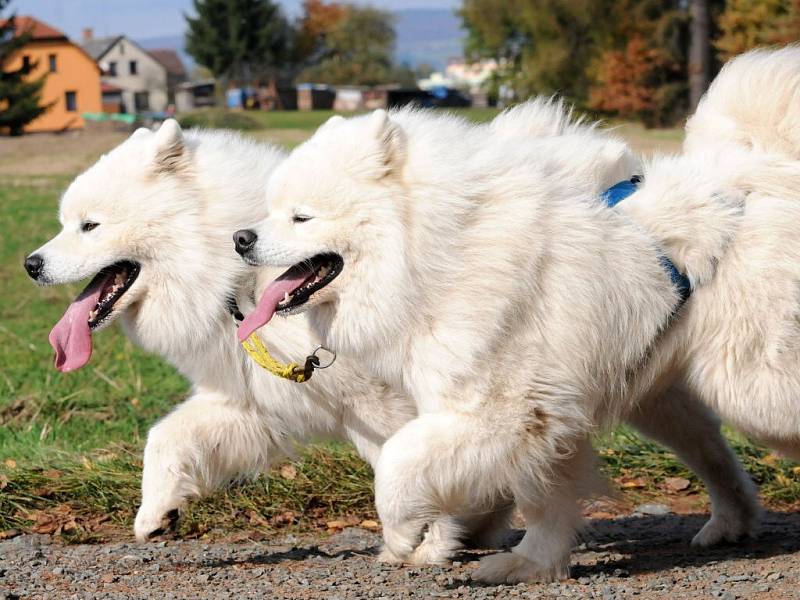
[0, 1, 49, 136]
[185, 0, 290, 86]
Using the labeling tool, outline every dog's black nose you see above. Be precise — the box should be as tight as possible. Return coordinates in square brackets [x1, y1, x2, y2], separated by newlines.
[233, 229, 257, 255]
[24, 254, 44, 280]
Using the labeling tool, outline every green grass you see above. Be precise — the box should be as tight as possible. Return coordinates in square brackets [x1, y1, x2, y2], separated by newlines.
[179, 106, 501, 132]
[0, 113, 797, 543]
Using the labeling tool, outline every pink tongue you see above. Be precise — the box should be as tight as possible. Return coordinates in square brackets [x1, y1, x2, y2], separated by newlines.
[238, 273, 311, 342]
[49, 274, 111, 373]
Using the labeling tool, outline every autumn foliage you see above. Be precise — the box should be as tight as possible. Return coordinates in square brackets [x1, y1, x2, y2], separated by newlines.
[589, 37, 670, 124]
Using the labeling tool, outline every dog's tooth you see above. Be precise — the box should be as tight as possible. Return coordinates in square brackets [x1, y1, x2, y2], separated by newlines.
[284, 292, 290, 303]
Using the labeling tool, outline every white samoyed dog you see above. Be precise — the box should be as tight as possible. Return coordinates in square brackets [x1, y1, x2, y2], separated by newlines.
[25, 117, 757, 567]
[233, 73, 794, 580]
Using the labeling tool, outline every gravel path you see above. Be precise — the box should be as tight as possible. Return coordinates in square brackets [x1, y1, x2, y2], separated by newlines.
[3, 511, 800, 599]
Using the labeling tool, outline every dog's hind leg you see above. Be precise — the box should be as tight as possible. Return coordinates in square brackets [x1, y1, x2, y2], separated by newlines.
[135, 390, 277, 542]
[626, 384, 761, 547]
[473, 437, 596, 584]
[374, 405, 590, 579]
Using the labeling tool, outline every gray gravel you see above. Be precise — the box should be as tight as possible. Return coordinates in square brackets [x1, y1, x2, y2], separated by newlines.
[2, 511, 800, 599]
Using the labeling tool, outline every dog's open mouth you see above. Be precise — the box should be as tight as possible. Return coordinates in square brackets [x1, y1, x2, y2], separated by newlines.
[238, 253, 343, 341]
[49, 261, 140, 373]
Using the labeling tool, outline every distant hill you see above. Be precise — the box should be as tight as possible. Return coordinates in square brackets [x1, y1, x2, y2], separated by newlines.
[136, 8, 465, 78]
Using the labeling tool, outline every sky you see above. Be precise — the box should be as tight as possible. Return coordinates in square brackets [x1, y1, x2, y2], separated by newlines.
[11, 0, 460, 41]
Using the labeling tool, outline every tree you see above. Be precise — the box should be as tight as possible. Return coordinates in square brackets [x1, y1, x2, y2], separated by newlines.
[689, 0, 711, 110]
[0, 1, 49, 136]
[715, 0, 799, 60]
[293, 0, 347, 65]
[185, 0, 290, 87]
[460, 0, 609, 103]
[296, 5, 398, 86]
[589, 36, 671, 126]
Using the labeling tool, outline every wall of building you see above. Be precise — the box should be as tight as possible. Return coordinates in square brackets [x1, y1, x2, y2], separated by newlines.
[7, 41, 101, 132]
[98, 39, 168, 112]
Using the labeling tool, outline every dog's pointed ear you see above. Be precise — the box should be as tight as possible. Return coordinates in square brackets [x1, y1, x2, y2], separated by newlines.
[130, 127, 151, 140]
[319, 114, 345, 132]
[365, 109, 405, 179]
[152, 119, 187, 174]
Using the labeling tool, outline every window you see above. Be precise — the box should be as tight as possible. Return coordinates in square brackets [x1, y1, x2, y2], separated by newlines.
[21, 55, 31, 74]
[48, 54, 57, 72]
[129, 60, 137, 75]
[65, 91, 77, 112]
[107, 61, 117, 76]
[134, 91, 149, 112]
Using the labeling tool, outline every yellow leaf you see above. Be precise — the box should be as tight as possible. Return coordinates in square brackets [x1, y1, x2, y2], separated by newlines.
[326, 520, 346, 530]
[3, 459, 16, 469]
[360, 519, 380, 531]
[791, 466, 800, 476]
[775, 474, 792, 488]
[760, 453, 780, 467]
[280, 464, 297, 480]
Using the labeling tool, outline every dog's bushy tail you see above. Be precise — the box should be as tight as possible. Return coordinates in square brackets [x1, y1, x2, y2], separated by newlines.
[686, 45, 800, 159]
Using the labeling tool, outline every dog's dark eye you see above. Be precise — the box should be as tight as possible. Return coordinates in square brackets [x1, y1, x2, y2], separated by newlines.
[293, 214, 313, 223]
[81, 221, 99, 232]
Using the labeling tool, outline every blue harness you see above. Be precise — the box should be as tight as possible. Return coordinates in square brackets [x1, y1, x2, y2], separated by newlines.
[602, 177, 691, 309]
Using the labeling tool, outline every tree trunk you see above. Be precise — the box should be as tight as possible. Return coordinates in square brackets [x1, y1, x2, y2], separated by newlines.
[688, 0, 711, 111]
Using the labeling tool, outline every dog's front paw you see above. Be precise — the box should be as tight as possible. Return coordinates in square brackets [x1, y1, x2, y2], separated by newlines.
[134, 506, 180, 542]
[691, 512, 758, 547]
[473, 552, 569, 584]
[377, 546, 406, 565]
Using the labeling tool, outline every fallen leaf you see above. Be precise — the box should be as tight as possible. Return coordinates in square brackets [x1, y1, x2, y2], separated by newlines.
[617, 476, 647, 489]
[792, 466, 800, 476]
[326, 520, 346, 530]
[360, 519, 380, 531]
[100, 574, 117, 584]
[760, 453, 780, 467]
[664, 477, 691, 493]
[587, 511, 616, 520]
[279, 464, 297, 480]
[4, 459, 16, 469]
[775, 473, 792, 487]
[246, 510, 269, 527]
[0, 474, 8, 489]
[43, 469, 62, 479]
[0, 529, 20, 540]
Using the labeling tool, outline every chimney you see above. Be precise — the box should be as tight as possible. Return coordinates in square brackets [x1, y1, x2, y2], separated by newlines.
[82, 27, 93, 41]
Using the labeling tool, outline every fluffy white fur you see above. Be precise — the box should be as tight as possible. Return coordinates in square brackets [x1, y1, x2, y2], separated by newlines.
[27, 124, 420, 541]
[685, 44, 800, 159]
[240, 91, 776, 582]
[26, 116, 758, 569]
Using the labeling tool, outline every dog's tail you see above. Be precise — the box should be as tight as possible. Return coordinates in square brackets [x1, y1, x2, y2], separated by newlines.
[685, 45, 800, 159]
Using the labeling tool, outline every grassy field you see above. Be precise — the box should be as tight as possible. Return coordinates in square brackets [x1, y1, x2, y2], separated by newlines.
[1, 108, 798, 543]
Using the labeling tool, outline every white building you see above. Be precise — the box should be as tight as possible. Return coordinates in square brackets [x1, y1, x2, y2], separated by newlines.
[81, 29, 168, 113]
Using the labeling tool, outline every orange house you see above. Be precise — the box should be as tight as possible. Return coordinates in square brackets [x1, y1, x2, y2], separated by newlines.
[2, 17, 101, 132]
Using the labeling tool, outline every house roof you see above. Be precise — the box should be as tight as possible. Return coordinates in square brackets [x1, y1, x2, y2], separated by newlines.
[148, 49, 185, 77]
[1, 16, 67, 40]
[81, 35, 123, 61]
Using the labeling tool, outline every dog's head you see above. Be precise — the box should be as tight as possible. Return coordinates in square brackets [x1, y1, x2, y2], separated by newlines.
[25, 119, 202, 372]
[235, 110, 410, 344]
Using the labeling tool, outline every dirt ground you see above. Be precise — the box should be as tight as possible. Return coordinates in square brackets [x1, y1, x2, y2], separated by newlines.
[2, 510, 799, 599]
